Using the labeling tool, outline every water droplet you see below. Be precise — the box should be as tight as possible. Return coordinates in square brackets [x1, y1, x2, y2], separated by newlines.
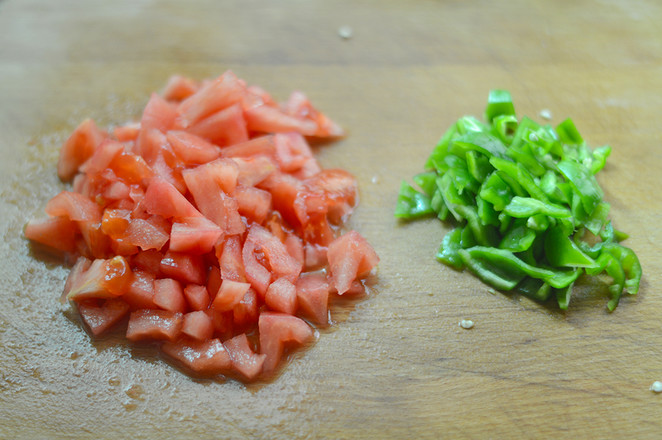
[338, 25, 353, 40]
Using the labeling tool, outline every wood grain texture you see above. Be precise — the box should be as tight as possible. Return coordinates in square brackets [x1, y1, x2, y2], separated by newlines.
[1, 0, 662, 438]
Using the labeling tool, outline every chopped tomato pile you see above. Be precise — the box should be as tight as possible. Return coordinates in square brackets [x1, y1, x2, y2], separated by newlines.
[25, 71, 379, 381]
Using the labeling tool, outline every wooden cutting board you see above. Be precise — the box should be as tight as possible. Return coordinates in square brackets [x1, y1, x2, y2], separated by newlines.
[2, 0, 661, 438]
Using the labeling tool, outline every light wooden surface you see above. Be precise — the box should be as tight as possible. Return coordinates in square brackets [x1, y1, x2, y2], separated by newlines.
[1, 0, 662, 438]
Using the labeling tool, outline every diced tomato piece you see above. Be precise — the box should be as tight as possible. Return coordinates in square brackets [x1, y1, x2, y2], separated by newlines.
[284, 234, 305, 267]
[162, 75, 199, 102]
[113, 123, 140, 142]
[183, 157, 239, 196]
[110, 238, 139, 257]
[126, 309, 183, 342]
[183, 284, 210, 311]
[258, 312, 314, 375]
[294, 169, 358, 228]
[224, 333, 266, 381]
[295, 273, 329, 325]
[58, 119, 107, 181]
[65, 256, 132, 302]
[142, 176, 201, 219]
[234, 186, 272, 225]
[123, 269, 156, 310]
[123, 216, 170, 251]
[338, 279, 367, 297]
[327, 230, 379, 295]
[273, 132, 313, 173]
[181, 310, 214, 341]
[264, 211, 288, 242]
[304, 242, 328, 270]
[101, 209, 131, 238]
[182, 159, 245, 235]
[77, 298, 130, 337]
[137, 128, 168, 166]
[208, 309, 234, 341]
[143, 93, 179, 132]
[166, 130, 221, 165]
[233, 156, 277, 187]
[245, 224, 302, 283]
[218, 234, 246, 282]
[170, 216, 223, 254]
[212, 279, 251, 312]
[45, 191, 102, 222]
[292, 157, 322, 180]
[233, 289, 259, 329]
[162, 338, 232, 375]
[241, 85, 278, 110]
[259, 171, 302, 228]
[160, 251, 206, 285]
[131, 249, 163, 274]
[265, 278, 297, 315]
[109, 151, 155, 185]
[61, 257, 92, 303]
[78, 220, 112, 259]
[153, 278, 187, 313]
[79, 139, 124, 176]
[25, 216, 78, 253]
[188, 103, 249, 146]
[245, 105, 317, 136]
[150, 149, 187, 194]
[283, 90, 345, 138]
[241, 235, 271, 296]
[178, 71, 244, 127]
[103, 180, 131, 201]
[220, 135, 275, 159]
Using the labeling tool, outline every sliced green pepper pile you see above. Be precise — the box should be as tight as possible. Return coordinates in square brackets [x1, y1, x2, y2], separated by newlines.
[395, 90, 642, 311]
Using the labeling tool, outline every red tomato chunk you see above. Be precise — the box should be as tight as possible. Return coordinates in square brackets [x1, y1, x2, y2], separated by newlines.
[25, 71, 379, 382]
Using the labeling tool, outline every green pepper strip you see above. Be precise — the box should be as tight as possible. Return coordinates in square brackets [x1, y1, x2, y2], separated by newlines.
[459, 246, 582, 290]
[557, 160, 603, 215]
[504, 196, 571, 219]
[395, 181, 433, 219]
